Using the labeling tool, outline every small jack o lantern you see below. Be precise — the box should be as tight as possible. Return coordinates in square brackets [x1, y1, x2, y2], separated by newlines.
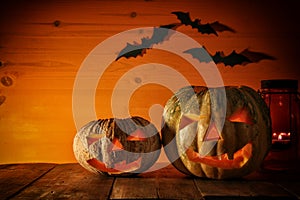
[73, 116, 161, 176]
[162, 86, 271, 179]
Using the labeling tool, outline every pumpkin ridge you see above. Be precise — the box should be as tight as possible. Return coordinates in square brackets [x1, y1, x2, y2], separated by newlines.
[161, 90, 193, 175]
[162, 85, 271, 179]
[225, 88, 248, 157]
[74, 117, 161, 176]
[238, 86, 272, 162]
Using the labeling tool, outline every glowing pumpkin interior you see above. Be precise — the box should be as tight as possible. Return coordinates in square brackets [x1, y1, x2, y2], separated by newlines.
[180, 107, 254, 169]
[162, 86, 272, 179]
[86, 129, 146, 174]
[74, 117, 161, 176]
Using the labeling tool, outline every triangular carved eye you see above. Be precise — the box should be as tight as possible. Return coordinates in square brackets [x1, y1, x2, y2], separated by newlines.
[86, 133, 105, 147]
[228, 107, 253, 125]
[179, 113, 207, 130]
[126, 129, 147, 141]
[179, 114, 197, 130]
[111, 138, 124, 151]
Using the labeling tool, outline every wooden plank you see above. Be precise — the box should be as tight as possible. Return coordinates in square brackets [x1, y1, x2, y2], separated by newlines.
[1, 163, 300, 199]
[0, 164, 14, 169]
[278, 182, 300, 199]
[140, 163, 187, 179]
[244, 167, 300, 182]
[0, 0, 299, 166]
[110, 177, 157, 199]
[110, 164, 199, 200]
[10, 163, 114, 200]
[157, 178, 202, 200]
[195, 179, 297, 200]
[0, 163, 56, 199]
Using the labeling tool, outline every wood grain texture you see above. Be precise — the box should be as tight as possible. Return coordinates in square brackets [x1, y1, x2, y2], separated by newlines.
[110, 177, 157, 199]
[195, 180, 297, 199]
[1, 163, 300, 199]
[10, 164, 114, 200]
[157, 178, 202, 199]
[0, 163, 56, 199]
[0, 0, 299, 164]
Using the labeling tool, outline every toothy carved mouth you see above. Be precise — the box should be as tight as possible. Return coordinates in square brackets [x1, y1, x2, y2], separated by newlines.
[87, 157, 142, 174]
[186, 143, 252, 169]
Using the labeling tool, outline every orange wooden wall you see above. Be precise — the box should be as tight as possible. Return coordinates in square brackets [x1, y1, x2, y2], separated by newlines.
[0, 0, 299, 164]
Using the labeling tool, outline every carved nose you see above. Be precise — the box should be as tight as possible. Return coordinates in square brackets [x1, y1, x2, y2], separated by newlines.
[198, 122, 221, 157]
[204, 122, 220, 141]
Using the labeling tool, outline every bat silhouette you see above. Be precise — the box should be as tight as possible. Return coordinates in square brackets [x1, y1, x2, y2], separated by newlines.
[184, 47, 275, 67]
[116, 23, 181, 60]
[172, 11, 235, 36]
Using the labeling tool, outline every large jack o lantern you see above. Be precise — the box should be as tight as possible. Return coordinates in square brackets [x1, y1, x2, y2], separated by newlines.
[73, 116, 161, 176]
[162, 86, 272, 179]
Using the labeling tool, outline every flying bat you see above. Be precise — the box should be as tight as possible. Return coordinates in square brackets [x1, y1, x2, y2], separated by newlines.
[171, 11, 235, 36]
[184, 47, 275, 67]
[116, 23, 181, 60]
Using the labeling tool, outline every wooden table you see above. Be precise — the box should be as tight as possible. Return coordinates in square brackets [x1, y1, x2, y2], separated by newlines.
[1, 163, 300, 199]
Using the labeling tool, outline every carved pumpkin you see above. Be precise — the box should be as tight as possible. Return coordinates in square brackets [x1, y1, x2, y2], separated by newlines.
[162, 86, 271, 179]
[73, 116, 161, 176]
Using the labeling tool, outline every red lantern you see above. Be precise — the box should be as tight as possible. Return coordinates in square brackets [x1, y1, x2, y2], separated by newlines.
[259, 79, 300, 170]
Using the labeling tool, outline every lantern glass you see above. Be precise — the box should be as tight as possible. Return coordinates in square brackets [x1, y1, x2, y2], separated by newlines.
[259, 79, 299, 171]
